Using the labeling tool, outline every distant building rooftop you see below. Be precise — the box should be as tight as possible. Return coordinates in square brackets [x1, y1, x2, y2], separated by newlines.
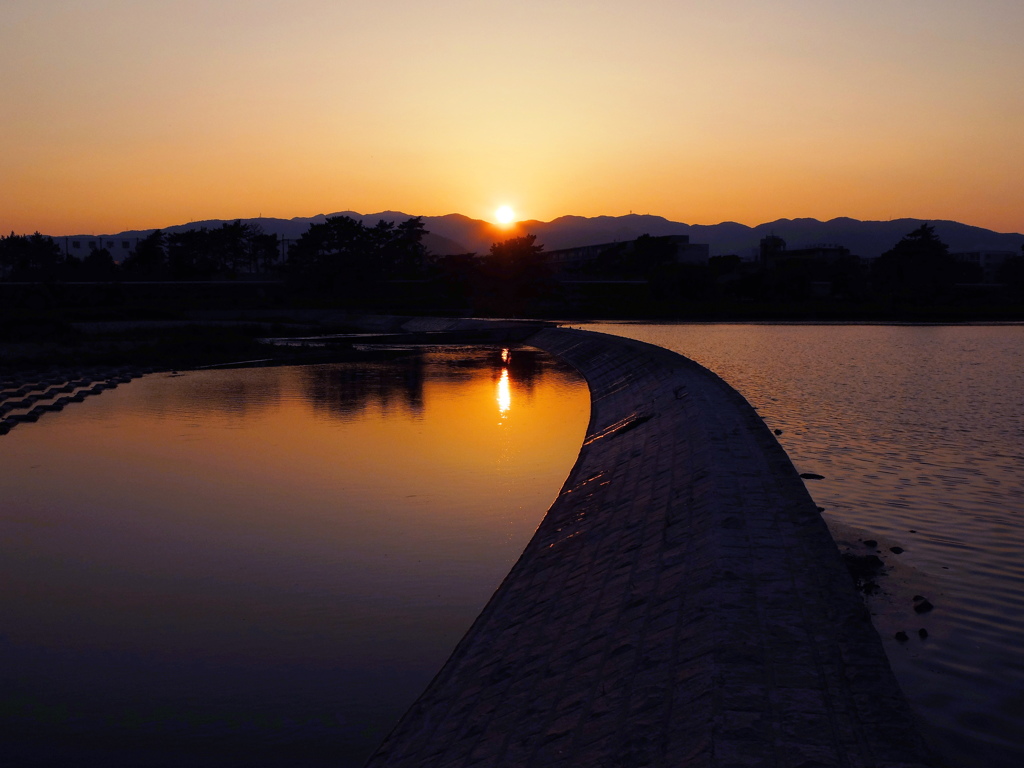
[546, 234, 709, 267]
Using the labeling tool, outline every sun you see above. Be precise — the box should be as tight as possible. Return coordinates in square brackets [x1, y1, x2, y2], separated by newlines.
[495, 205, 516, 225]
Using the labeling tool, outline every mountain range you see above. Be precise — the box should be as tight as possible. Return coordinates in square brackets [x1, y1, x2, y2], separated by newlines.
[68, 213, 1024, 261]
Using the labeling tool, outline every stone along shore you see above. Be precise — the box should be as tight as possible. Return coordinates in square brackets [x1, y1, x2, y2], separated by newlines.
[366, 327, 933, 768]
[0, 365, 151, 435]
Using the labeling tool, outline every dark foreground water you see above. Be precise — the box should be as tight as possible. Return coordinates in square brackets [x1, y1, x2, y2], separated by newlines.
[6, 326, 1022, 767]
[0, 346, 589, 767]
[586, 322, 1024, 768]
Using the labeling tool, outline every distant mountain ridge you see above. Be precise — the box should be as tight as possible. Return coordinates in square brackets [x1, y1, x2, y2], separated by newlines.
[62, 213, 1024, 261]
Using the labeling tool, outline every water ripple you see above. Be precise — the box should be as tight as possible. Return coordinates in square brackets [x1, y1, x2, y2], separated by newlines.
[587, 322, 1024, 768]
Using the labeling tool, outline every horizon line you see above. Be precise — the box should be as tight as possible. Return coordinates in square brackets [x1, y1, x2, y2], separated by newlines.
[20, 212, 1024, 240]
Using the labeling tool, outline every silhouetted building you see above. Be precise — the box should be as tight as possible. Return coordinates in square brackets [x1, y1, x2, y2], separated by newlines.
[758, 235, 787, 267]
[547, 234, 709, 269]
[759, 236, 852, 270]
[53, 237, 138, 260]
[951, 250, 1016, 283]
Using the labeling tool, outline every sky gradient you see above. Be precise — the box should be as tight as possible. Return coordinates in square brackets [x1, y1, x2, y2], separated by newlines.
[3, 0, 1022, 236]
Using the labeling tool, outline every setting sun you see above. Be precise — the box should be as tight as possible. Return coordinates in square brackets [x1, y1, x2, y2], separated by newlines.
[495, 206, 515, 226]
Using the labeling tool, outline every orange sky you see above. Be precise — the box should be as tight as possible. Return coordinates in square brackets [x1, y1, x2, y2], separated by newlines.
[2, 1, 1022, 236]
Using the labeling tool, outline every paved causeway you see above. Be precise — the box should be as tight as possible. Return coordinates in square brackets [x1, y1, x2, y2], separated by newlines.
[366, 327, 932, 768]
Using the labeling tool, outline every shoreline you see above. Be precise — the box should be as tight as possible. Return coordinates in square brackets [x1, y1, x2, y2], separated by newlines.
[0, 316, 939, 764]
[366, 325, 933, 767]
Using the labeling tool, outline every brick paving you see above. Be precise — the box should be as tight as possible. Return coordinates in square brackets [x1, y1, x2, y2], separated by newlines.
[367, 327, 932, 768]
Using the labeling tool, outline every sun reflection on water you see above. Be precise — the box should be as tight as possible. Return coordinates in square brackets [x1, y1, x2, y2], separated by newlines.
[497, 368, 511, 416]
[496, 348, 513, 418]
[0, 344, 593, 767]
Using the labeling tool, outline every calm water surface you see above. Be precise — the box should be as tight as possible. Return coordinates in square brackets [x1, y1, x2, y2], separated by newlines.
[586, 322, 1024, 768]
[0, 346, 590, 767]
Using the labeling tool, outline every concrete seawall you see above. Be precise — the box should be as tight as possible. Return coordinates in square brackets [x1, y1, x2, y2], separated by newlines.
[367, 327, 932, 767]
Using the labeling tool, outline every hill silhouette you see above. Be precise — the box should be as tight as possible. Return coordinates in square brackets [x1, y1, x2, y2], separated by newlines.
[58, 213, 1024, 261]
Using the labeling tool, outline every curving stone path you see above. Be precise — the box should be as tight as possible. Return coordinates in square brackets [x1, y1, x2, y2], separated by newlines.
[366, 327, 933, 768]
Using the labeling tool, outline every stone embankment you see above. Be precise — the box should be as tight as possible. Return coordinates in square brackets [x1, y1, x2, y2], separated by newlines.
[0, 366, 151, 435]
[367, 327, 932, 768]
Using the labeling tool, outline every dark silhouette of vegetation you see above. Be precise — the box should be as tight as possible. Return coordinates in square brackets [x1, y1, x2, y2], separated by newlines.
[127, 222, 278, 279]
[79, 246, 117, 280]
[121, 229, 168, 278]
[119, 222, 281, 280]
[2, 219, 1022, 321]
[872, 223, 955, 303]
[286, 215, 427, 295]
[432, 252, 482, 310]
[0, 232, 62, 280]
[478, 234, 554, 316]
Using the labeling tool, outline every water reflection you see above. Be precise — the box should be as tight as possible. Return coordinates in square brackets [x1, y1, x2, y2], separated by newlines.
[301, 355, 427, 417]
[114, 347, 554, 425]
[587, 322, 1024, 768]
[295, 346, 554, 422]
[0, 344, 590, 768]
[497, 368, 511, 415]
[136, 368, 284, 417]
[499, 346, 543, 392]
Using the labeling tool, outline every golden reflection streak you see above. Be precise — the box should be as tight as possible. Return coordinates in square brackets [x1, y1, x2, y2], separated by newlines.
[497, 368, 511, 415]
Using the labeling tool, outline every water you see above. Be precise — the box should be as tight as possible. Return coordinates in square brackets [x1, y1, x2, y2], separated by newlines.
[5, 327, 1022, 766]
[584, 322, 1024, 768]
[0, 346, 590, 767]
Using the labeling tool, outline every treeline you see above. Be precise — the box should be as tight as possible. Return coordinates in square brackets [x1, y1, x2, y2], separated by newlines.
[0, 216, 430, 283]
[3, 219, 1023, 318]
[124, 221, 281, 279]
[0, 215, 558, 314]
[288, 219, 554, 315]
[287, 215, 429, 287]
[0, 221, 280, 282]
[579, 225, 1024, 316]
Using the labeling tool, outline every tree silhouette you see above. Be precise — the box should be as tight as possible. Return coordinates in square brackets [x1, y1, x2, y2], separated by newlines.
[168, 228, 216, 278]
[121, 222, 282, 279]
[488, 233, 545, 271]
[81, 246, 116, 279]
[287, 215, 429, 296]
[873, 223, 955, 303]
[209, 221, 250, 275]
[122, 229, 167, 278]
[249, 228, 281, 273]
[288, 215, 372, 291]
[0, 232, 62, 280]
[388, 216, 429, 277]
[481, 234, 552, 315]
